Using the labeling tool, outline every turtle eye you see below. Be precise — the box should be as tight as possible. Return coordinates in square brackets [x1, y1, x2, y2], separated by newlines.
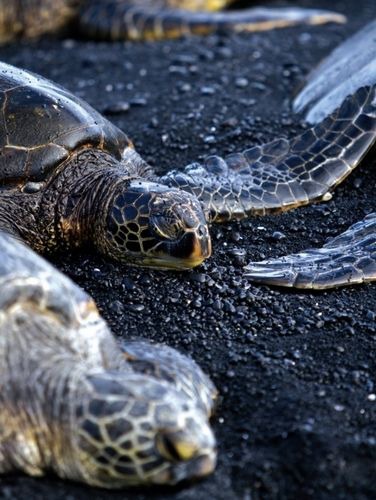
[151, 216, 183, 240]
[156, 433, 198, 462]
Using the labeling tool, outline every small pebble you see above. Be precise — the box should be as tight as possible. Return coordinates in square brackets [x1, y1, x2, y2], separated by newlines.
[235, 77, 249, 88]
[201, 86, 215, 95]
[271, 231, 286, 241]
[102, 101, 130, 115]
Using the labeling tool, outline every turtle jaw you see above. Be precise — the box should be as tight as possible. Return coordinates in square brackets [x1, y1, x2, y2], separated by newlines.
[152, 448, 217, 485]
[139, 224, 212, 270]
[139, 255, 206, 271]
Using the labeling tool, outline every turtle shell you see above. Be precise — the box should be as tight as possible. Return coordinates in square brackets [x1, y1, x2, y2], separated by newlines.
[0, 62, 131, 186]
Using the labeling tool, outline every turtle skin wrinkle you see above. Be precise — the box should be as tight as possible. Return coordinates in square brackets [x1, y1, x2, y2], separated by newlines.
[0, 0, 346, 43]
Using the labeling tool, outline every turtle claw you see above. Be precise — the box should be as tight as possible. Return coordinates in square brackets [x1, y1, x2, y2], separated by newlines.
[245, 214, 376, 290]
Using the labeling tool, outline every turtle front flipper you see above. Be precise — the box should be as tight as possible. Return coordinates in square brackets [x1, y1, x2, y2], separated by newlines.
[293, 19, 376, 124]
[160, 85, 376, 223]
[79, 0, 346, 41]
[245, 213, 376, 289]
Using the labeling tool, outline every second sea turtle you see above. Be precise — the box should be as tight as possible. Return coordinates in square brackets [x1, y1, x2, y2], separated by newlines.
[0, 229, 217, 487]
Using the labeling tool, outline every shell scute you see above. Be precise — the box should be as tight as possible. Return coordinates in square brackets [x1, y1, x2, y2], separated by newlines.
[0, 62, 130, 187]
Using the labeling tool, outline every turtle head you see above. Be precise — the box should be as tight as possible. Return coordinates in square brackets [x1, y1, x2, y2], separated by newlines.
[73, 372, 216, 488]
[100, 179, 211, 269]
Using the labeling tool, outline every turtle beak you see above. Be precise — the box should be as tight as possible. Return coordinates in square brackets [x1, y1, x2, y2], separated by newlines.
[152, 449, 217, 485]
[185, 225, 212, 267]
[143, 223, 211, 270]
[169, 224, 212, 268]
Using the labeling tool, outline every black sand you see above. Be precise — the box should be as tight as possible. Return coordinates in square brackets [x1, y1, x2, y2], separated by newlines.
[0, 0, 375, 498]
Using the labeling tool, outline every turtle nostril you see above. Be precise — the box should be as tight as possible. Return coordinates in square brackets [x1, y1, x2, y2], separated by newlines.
[197, 225, 207, 238]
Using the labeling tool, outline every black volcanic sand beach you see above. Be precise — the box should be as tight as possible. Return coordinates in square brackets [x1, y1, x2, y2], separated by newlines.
[0, 0, 375, 499]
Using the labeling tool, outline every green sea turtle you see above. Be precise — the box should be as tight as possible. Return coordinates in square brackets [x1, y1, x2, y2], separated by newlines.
[0, 34, 375, 481]
[0, 39, 375, 278]
[0, 0, 346, 43]
[0, 229, 217, 487]
[245, 20, 376, 289]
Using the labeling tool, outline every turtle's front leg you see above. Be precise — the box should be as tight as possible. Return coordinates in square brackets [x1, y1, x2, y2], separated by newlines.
[161, 86, 376, 224]
[245, 213, 376, 289]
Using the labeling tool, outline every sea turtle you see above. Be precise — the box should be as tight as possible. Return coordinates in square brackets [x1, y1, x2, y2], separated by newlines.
[0, 48, 375, 277]
[245, 20, 376, 289]
[0, 0, 346, 43]
[0, 228, 218, 487]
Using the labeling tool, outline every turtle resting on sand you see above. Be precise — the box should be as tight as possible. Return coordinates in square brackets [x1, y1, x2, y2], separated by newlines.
[0, 42, 375, 279]
[245, 20, 376, 289]
[0, 0, 346, 43]
[0, 229, 217, 487]
[2, 56, 373, 280]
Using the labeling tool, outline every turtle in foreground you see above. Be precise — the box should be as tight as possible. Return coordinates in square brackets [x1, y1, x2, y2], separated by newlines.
[0, 229, 217, 487]
[0, 0, 346, 43]
[245, 20, 376, 289]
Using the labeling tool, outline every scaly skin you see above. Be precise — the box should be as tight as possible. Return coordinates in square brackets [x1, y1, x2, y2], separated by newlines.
[0, 148, 211, 269]
[0, 58, 375, 291]
[162, 85, 376, 289]
[243, 20, 376, 289]
[0, 56, 217, 488]
[245, 213, 376, 289]
[79, 1, 346, 41]
[0, 0, 346, 43]
[162, 87, 376, 223]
